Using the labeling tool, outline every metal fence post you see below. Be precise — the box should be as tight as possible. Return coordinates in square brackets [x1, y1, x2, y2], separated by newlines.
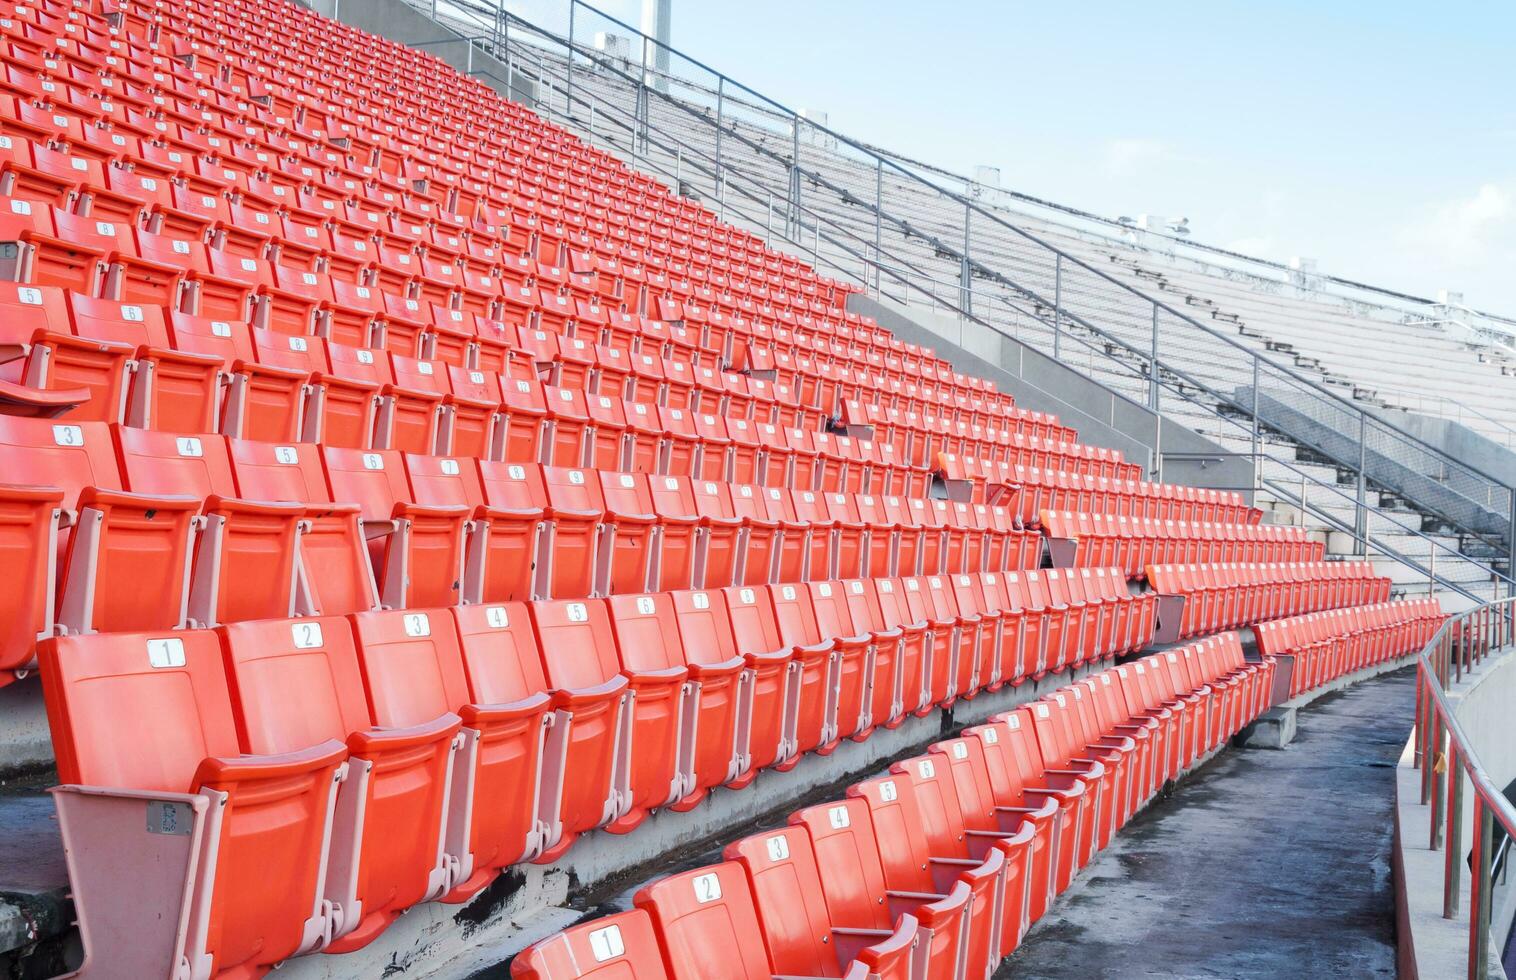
[1053, 254, 1062, 359]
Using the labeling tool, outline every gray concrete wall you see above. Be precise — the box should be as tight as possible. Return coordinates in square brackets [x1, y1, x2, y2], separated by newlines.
[298, 0, 537, 104]
[850, 295, 1255, 501]
[1380, 407, 1516, 491]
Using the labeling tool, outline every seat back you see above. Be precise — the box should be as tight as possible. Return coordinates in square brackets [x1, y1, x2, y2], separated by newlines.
[635, 862, 774, 980]
[788, 798, 894, 930]
[219, 616, 373, 753]
[41, 629, 239, 790]
[723, 826, 838, 978]
[529, 598, 621, 689]
[607, 593, 686, 672]
[512, 910, 670, 980]
[347, 608, 472, 725]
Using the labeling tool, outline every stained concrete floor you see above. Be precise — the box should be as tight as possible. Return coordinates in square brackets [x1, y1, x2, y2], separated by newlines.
[1004, 668, 1413, 979]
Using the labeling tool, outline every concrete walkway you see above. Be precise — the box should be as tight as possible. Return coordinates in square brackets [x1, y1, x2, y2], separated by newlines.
[1005, 669, 1414, 979]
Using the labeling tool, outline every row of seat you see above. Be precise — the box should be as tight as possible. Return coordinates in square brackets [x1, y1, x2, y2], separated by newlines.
[943, 457, 1257, 525]
[0, 22, 862, 330]
[0, 414, 1056, 676]
[1040, 509, 1322, 577]
[1146, 561, 1391, 639]
[0, 1, 1105, 469]
[512, 631, 1277, 980]
[0, 127, 1058, 443]
[846, 400, 1078, 466]
[0, 272, 1082, 488]
[39, 563, 1159, 977]
[1251, 599, 1444, 697]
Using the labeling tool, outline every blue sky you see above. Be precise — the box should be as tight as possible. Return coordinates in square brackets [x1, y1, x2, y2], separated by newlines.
[517, 1, 1516, 314]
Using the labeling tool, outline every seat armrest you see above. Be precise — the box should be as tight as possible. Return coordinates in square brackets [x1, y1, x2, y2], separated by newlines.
[195, 737, 348, 785]
[349, 713, 463, 754]
[551, 674, 631, 708]
[687, 656, 745, 679]
[461, 691, 554, 726]
[624, 665, 691, 685]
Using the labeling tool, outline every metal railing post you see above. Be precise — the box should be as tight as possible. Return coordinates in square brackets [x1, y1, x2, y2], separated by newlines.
[1508, 490, 1515, 598]
[1472, 798, 1493, 980]
[1357, 413, 1369, 557]
[1429, 716, 1444, 848]
[1445, 744, 1462, 917]
[565, 0, 575, 119]
[634, 32, 648, 159]
[501, 10, 513, 93]
[873, 157, 883, 296]
[960, 202, 972, 320]
[1251, 359, 1261, 493]
[789, 114, 801, 239]
[1149, 305, 1160, 412]
[714, 76, 724, 208]
[1052, 254, 1063, 359]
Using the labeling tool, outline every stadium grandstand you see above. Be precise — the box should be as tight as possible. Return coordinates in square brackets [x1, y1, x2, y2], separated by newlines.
[0, 0, 1508, 978]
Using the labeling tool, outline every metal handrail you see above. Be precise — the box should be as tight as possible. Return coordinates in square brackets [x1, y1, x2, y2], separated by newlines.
[1412, 596, 1516, 979]
[1158, 449, 1511, 603]
[513, 1, 1516, 543]
[545, 1, 1511, 487]
[423, 0, 1516, 493]
[404, 0, 1516, 576]
[518, 25, 1516, 344]
[498, 14, 1508, 596]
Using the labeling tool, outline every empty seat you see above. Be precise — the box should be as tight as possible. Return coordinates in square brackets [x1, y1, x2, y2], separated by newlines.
[219, 615, 461, 949]
[39, 629, 346, 978]
[512, 909, 670, 980]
